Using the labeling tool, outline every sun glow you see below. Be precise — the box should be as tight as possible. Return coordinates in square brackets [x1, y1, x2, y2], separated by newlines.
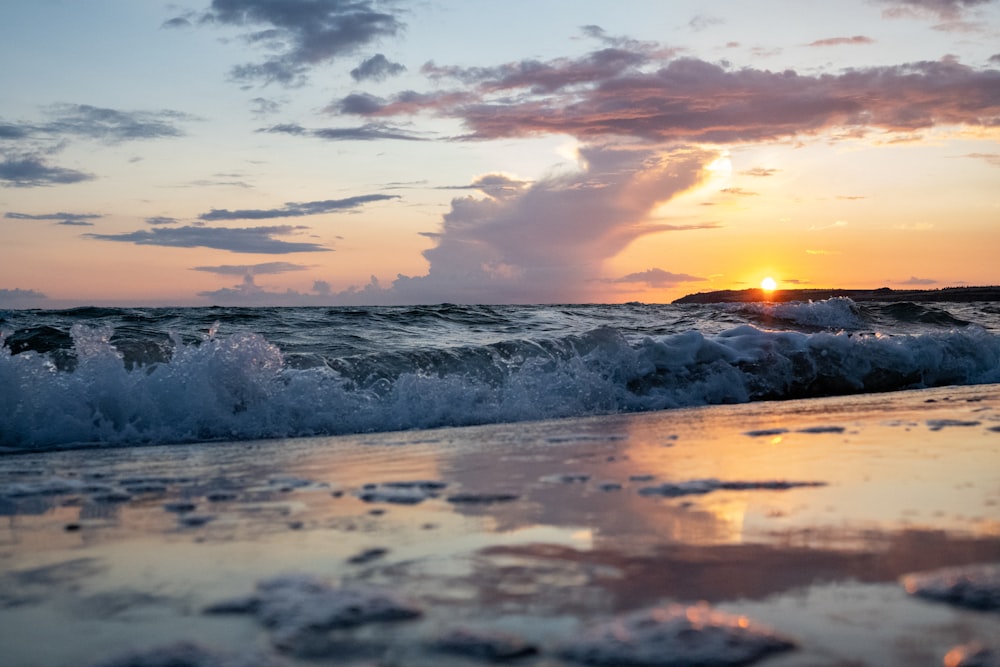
[761, 276, 778, 291]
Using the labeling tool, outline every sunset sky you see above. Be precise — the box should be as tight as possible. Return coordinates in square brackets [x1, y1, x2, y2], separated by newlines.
[1, 0, 998, 307]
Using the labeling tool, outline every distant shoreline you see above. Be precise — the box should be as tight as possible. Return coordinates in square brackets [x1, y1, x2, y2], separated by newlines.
[673, 285, 1000, 304]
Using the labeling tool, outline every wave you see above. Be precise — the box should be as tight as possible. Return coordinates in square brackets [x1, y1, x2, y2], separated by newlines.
[2, 320, 999, 451]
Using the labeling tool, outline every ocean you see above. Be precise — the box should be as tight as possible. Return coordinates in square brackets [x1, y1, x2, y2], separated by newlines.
[3, 298, 1000, 452]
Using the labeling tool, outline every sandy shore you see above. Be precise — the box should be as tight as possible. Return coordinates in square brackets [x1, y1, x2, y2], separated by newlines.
[2, 384, 999, 666]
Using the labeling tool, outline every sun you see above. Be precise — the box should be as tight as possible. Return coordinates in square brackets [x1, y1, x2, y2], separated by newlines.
[761, 276, 778, 291]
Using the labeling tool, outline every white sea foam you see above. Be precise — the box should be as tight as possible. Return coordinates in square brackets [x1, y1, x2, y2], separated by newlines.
[2, 316, 999, 450]
[944, 643, 1000, 667]
[558, 603, 795, 666]
[205, 574, 422, 654]
[901, 563, 1000, 610]
[85, 641, 286, 667]
[732, 297, 867, 331]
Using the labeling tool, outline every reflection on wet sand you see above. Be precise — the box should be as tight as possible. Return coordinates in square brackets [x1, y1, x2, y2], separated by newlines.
[0, 384, 998, 666]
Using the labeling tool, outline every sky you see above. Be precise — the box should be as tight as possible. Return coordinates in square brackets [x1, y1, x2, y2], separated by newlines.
[1, 0, 998, 307]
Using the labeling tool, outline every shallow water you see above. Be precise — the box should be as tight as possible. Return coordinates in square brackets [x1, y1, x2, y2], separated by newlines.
[1, 384, 999, 665]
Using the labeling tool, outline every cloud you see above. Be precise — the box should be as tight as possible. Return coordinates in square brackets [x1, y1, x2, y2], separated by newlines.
[161, 16, 192, 29]
[962, 152, 1000, 166]
[437, 173, 530, 198]
[323, 144, 715, 304]
[805, 248, 840, 255]
[145, 216, 180, 225]
[611, 268, 706, 287]
[0, 288, 48, 307]
[810, 220, 849, 231]
[192, 261, 309, 276]
[196, 274, 336, 305]
[6, 211, 102, 224]
[351, 54, 406, 81]
[85, 225, 331, 254]
[897, 275, 939, 285]
[259, 121, 426, 141]
[0, 104, 194, 148]
[806, 35, 875, 47]
[190, 0, 402, 86]
[0, 154, 95, 187]
[740, 167, 778, 177]
[250, 97, 282, 116]
[689, 14, 724, 31]
[341, 48, 1000, 143]
[720, 187, 759, 196]
[40, 104, 194, 143]
[875, 0, 995, 20]
[198, 193, 398, 221]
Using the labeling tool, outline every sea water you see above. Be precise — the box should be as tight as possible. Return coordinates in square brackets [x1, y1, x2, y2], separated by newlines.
[2, 299, 999, 450]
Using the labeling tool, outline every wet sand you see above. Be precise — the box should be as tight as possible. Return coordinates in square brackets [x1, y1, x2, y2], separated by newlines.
[2, 384, 999, 666]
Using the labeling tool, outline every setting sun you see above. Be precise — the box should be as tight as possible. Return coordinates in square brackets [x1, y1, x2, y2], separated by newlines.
[761, 277, 778, 291]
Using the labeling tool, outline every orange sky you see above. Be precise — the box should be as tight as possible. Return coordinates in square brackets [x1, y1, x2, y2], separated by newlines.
[1, 1, 998, 307]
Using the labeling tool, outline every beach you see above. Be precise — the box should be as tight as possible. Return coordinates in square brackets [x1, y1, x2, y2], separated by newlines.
[2, 382, 999, 666]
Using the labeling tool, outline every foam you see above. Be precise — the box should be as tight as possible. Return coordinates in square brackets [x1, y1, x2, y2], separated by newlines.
[4, 313, 1000, 450]
[901, 563, 1000, 611]
[558, 603, 795, 666]
[730, 297, 867, 331]
[431, 627, 538, 661]
[205, 574, 422, 653]
[84, 641, 285, 667]
[944, 643, 1000, 667]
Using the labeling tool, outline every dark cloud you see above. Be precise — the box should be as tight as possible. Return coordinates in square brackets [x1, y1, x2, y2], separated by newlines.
[145, 216, 180, 225]
[192, 261, 309, 275]
[0, 288, 48, 307]
[6, 211, 102, 223]
[611, 268, 706, 287]
[0, 104, 194, 146]
[161, 16, 192, 29]
[421, 47, 651, 93]
[41, 104, 193, 143]
[0, 154, 95, 187]
[250, 96, 282, 116]
[198, 193, 398, 221]
[875, 0, 995, 20]
[345, 51, 1000, 143]
[897, 275, 939, 285]
[194, 0, 402, 86]
[351, 54, 406, 81]
[259, 121, 425, 141]
[85, 225, 331, 254]
[0, 124, 30, 139]
[991, 53, 1000, 64]
[806, 35, 875, 47]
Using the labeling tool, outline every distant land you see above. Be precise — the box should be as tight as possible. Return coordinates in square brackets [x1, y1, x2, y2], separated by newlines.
[673, 286, 1000, 304]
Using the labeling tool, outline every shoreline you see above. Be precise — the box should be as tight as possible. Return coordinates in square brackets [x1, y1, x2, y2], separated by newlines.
[673, 285, 1000, 304]
[2, 384, 999, 666]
